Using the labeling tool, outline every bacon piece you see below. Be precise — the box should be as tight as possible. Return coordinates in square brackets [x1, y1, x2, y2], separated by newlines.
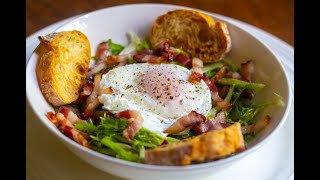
[133, 54, 164, 64]
[47, 112, 90, 148]
[202, 75, 231, 110]
[226, 71, 243, 80]
[133, 40, 174, 63]
[81, 82, 94, 96]
[95, 42, 109, 61]
[175, 54, 192, 69]
[218, 86, 230, 99]
[240, 60, 254, 82]
[164, 111, 206, 134]
[211, 66, 227, 83]
[241, 115, 271, 134]
[117, 110, 144, 142]
[72, 81, 94, 104]
[83, 73, 102, 120]
[195, 111, 226, 134]
[191, 58, 203, 74]
[154, 39, 175, 62]
[86, 53, 133, 78]
[105, 54, 130, 64]
[241, 90, 253, 99]
[86, 62, 108, 78]
[58, 106, 83, 125]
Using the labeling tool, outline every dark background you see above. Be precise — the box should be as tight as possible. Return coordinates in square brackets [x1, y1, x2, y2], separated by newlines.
[26, 0, 294, 46]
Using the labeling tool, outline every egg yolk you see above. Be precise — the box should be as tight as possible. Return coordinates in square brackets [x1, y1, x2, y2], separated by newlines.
[139, 67, 185, 105]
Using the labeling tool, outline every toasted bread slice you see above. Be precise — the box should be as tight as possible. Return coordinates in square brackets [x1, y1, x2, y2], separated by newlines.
[36, 30, 91, 106]
[149, 9, 231, 63]
[144, 123, 244, 166]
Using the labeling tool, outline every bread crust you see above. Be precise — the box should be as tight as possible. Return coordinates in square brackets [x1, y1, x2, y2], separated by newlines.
[149, 9, 232, 63]
[36, 30, 91, 106]
[144, 123, 245, 166]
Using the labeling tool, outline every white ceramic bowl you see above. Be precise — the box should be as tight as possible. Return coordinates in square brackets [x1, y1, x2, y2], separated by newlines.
[26, 4, 292, 180]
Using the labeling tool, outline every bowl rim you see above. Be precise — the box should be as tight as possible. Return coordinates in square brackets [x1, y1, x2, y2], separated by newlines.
[26, 3, 293, 171]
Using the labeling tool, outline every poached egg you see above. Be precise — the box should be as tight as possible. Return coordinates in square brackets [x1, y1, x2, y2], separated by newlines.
[98, 63, 212, 135]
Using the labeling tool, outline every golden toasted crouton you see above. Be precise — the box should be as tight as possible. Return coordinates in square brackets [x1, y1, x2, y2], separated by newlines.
[149, 9, 231, 63]
[144, 123, 245, 166]
[36, 30, 91, 106]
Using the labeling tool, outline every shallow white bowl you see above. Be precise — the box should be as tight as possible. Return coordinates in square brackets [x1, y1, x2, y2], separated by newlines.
[26, 4, 292, 180]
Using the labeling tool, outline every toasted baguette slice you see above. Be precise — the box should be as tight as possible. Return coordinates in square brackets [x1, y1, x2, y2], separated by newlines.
[149, 9, 231, 63]
[144, 123, 244, 166]
[36, 30, 91, 106]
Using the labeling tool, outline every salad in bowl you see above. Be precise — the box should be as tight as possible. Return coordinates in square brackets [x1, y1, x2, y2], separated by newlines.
[26, 5, 291, 180]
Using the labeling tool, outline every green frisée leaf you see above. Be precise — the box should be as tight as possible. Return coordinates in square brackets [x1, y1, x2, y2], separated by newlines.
[243, 132, 256, 144]
[175, 48, 187, 55]
[205, 69, 218, 79]
[127, 57, 135, 64]
[91, 56, 98, 62]
[101, 136, 142, 162]
[92, 146, 117, 156]
[75, 113, 179, 163]
[119, 32, 151, 55]
[202, 62, 224, 73]
[74, 119, 96, 135]
[251, 93, 285, 108]
[218, 78, 265, 90]
[136, 39, 151, 50]
[134, 128, 166, 147]
[108, 39, 125, 55]
[229, 93, 285, 126]
[221, 59, 238, 72]
[168, 132, 196, 139]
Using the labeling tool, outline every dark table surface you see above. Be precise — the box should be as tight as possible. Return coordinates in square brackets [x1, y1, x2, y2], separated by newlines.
[26, 0, 294, 46]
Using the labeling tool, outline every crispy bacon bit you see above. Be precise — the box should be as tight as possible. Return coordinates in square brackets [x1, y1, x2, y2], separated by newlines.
[195, 111, 226, 134]
[46, 112, 90, 148]
[96, 42, 109, 61]
[83, 73, 102, 119]
[175, 54, 192, 69]
[241, 115, 271, 134]
[202, 75, 231, 110]
[211, 66, 227, 83]
[189, 72, 203, 84]
[189, 58, 204, 83]
[117, 110, 144, 142]
[164, 111, 206, 134]
[240, 60, 254, 82]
